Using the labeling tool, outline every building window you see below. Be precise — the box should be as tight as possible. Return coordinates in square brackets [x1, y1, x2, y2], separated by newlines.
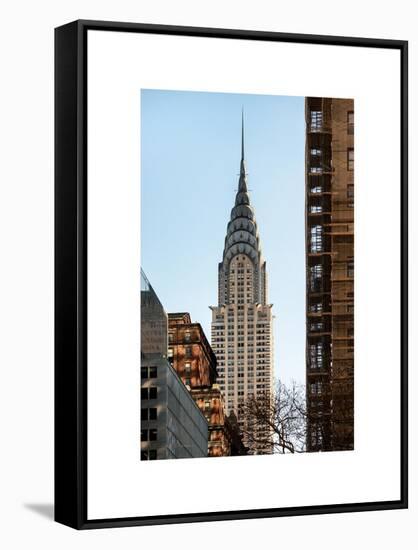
[347, 257, 354, 278]
[141, 388, 148, 400]
[141, 450, 157, 460]
[347, 148, 354, 171]
[311, 148, 322, 156]
[311, 427, 323, 447]
[149, 428, 158, 441]
[149, 366, 157, 378]
[347, 184, 354, 208]
[184, 332, 191, 342]
[149, 387, 157, 399]
[141, 366, 158, 379]
[310, 205, 323, 213]
[309, 301, 323, 313]
[347, 111, 354, 134]
[310, 110, 323, 131]
[149, 407, 157, 420]
[310, 166, 323, 175]
[311, 381, 323, 396]
[141, 408, 149, 421]
[309, 342, 324, 369]
[141, 429, 148, 441]
[310, 225, 323, 253]
[185, 346, 192, 358]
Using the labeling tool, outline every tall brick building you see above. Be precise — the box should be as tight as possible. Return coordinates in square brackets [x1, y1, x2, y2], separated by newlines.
[168, 313, 246, 457]
[305, 97, 354, 452]
[168, 313, 217, 389]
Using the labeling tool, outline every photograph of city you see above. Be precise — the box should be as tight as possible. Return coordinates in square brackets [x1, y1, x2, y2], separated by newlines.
[140, 90, 354, 460]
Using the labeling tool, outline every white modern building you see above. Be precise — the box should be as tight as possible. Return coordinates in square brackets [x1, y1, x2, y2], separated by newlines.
[210, 115, 274, 454]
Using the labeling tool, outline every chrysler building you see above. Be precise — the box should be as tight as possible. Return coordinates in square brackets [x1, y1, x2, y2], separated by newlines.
[210, 114, 274, 453]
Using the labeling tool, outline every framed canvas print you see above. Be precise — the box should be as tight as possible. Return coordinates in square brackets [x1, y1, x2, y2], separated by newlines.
[55, 20, 408, 529]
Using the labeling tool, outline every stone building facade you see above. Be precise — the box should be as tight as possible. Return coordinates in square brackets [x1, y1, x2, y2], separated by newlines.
[210, 116, 274, 454]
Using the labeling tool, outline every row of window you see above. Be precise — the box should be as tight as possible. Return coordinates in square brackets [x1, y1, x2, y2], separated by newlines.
[226, 316, 256, 321]
[217, 358, 270, 366]
[219, 372, 268, 380]
[168, 332, 192, 343]
[309, 147, 354, 171]
[311, 188, 354, 212]
[220, 372, 271, 380]
[216, 359, 270, 367]
[230, 268, 252, 274]
[218, 339, 271, 346]
[215, 315, 270, 323]
[213, 322, 268, 331]
[218, 358, 270, 367]
[224, 380, 271, 390]
[227, 309, 255, 314]
[218, 365, 271, 372]
[224, 342, 270, 348]
[213, 335, 270, 344]
[214, 338, 271, 345]
[309, 110, 354, 134]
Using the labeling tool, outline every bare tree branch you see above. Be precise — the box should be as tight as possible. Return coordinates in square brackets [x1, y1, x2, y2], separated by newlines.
[240, 380, 307, 454]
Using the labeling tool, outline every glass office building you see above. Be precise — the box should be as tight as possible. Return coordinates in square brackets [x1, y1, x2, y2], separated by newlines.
[140, 270, 208, 460]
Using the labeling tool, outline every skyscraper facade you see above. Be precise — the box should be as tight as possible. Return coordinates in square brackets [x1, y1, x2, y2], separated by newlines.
[210, 116, 274, 454]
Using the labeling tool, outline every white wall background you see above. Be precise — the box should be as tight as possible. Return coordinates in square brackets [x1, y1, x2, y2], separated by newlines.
[0, 0, 415, 548]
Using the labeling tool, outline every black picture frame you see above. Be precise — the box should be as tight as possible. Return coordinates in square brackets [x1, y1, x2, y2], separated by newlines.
[55, 19, 408, 530]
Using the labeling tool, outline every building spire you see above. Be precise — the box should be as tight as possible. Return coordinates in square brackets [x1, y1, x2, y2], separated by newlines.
[241, 107, 245, 162]
[239, 109, 247, 192]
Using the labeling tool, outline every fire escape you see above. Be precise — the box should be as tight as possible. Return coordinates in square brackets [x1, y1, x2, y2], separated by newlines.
[306, 98, 333, 452]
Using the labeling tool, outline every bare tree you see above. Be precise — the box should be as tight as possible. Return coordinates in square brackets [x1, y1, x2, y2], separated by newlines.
[240, 380, 307, 454]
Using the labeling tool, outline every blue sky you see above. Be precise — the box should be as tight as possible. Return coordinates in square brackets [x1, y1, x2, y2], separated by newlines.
[141, 89, 306, 384]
